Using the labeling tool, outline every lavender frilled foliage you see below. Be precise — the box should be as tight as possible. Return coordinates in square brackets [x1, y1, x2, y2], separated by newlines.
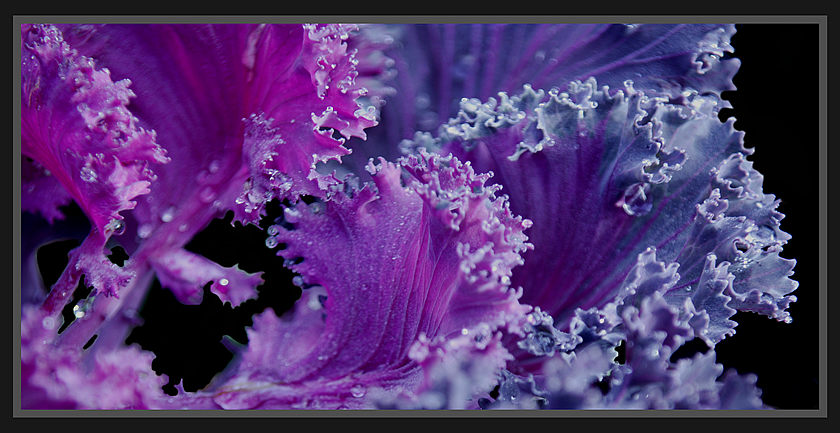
[333, 24, 741, 180]
[403, 79, 797, 360]
[20, 23, 800, 410]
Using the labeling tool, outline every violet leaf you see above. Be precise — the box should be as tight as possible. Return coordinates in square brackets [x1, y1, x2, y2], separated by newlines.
[401, 78, 797, 357]
[155, 150, 532, 409]
[21, 24, 167, 307]
[351, 24, 738, 153]
[37, 23, 379, 314]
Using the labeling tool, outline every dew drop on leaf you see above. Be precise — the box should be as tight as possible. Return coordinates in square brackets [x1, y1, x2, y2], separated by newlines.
[160, 206, 175, 222]
[350, 384, 366, 398]
[137, 223, 153, 239]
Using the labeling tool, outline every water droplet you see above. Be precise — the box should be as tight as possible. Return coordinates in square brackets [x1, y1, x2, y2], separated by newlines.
[219, 278, 229, 286]
[73, 304, 85, 319]
[414, 93, 430, 110]
[80, 166, 97, 182]
[106, 219, 126, 236]
[196, 170, 210, 184]
[42, 316, 55, 330]
[208, 159, 221, 173]
[283, 207, 300, 223]
[265, 236, 278, 249]
[178, 223, 189, 232]
[617, 182, 653, 216]
[350, 384, 366, 398]
[160, 206, 175, 222]
[309, 202, 323, 215]
[534, 50, 546, 62]
[199, 186, 217, 204]
[137, 223, 153, 239]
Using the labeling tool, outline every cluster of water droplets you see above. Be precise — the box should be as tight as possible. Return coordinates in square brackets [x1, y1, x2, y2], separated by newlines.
[264, 202, 319, 249]
[237, 170, 294, 216]
[134, 202, 181, 241]
[727, 224, 778, 276]
[80, 165, 97, 182]
[194, 159, 222, 204]
[235, 180, 263, 212]
[265, 224, 281, 249]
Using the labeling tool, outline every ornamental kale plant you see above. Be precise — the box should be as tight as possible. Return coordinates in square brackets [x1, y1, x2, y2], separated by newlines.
[20, 22, 810, 410]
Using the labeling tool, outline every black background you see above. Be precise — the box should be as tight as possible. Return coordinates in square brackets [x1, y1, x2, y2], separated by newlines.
[711, 23, 821, 410]
[31, 23, 822, 410]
